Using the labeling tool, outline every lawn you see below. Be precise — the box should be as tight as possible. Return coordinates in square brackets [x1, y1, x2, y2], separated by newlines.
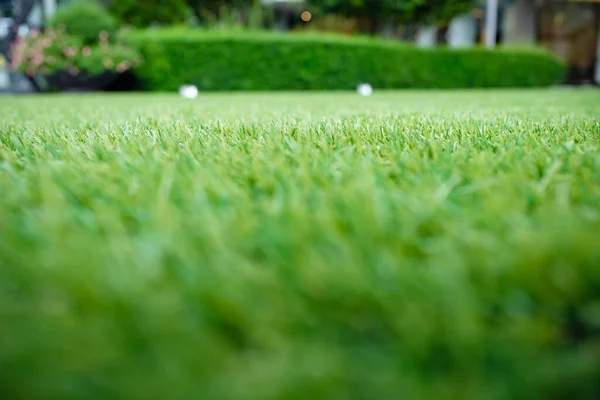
[1, 90, 599, 400]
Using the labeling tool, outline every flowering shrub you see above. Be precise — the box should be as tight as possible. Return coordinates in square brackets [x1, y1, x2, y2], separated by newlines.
[10, 27, 142, 77]
[49, 0, 118, 45]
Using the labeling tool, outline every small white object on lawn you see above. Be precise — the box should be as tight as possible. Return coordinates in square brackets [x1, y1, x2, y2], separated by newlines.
[179, 85, 198, 99]
[357, 83, 373, 97]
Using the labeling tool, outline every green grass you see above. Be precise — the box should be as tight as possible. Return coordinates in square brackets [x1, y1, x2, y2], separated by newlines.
[1, 90, 600, 400]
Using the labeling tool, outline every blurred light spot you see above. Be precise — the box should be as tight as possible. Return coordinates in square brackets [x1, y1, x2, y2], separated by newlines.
[301, 11, 312, 22]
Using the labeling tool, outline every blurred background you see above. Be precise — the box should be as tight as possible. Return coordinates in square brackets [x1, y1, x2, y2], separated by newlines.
[0, 0, 598, 93]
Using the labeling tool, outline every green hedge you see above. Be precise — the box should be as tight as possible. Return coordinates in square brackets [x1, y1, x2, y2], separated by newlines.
[128, 29, 565, 91]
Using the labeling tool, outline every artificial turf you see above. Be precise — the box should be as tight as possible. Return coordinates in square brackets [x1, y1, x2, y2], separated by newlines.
[1, 89, 599, 399]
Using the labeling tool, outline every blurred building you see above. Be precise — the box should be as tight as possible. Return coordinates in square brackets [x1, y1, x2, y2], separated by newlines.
[415, 0, 599, 84]
[500, 0, 599, 84]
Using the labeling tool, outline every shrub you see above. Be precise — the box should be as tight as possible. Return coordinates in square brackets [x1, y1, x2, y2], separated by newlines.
[49, 0, 118, 45]
[127, 29, 565, 91]
[10, 27, 141, 77]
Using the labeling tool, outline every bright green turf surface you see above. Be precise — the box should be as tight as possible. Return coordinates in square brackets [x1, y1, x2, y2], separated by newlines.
[1, 90, 599, 399]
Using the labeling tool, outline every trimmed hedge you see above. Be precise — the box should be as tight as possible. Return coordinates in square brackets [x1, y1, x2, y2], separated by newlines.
[128, 29, 565, 91]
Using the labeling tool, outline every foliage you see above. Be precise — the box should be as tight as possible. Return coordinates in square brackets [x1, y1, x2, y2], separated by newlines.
[310, 0, 421, 23]
[48, 0, 118, 45]
[10, 27, 141, 76]
[127, 29, 565, 91]
[184, 0, 253, 21]
[108, 0, 190, 28]
[308, 0, 476, 26]
[1, 90, 600, 400]
[414, 0, 477, 24]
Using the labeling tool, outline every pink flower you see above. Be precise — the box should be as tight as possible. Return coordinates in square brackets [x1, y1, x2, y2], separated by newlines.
[11, 57, 23, 69]
[103, 58, 113, 69]
[99, 31, 109, 41]
[116, 61, 131, 73]
[82, 46, 92, 57]
[29, 49, 43, 62]
[68, 67, 79, 76]
[63, 47, 77, 57]
[32, 54, 44, 66]
[40, 37, 53, 48]
[31, 45, 43, 55]
[10, 47, 23, 58]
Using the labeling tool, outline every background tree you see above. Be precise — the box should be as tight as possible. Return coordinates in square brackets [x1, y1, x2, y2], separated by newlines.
[108, 0, 190, 28]
[308, 0, 428, 34]
[414, 0, 477, 25]
[184, 0, 251, 22]
[307, 0, 476, 34]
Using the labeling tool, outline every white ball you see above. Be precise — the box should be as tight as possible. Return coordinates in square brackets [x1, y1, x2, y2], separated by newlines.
[179, 85, 198, 99]
[357, 83, 373, 97]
